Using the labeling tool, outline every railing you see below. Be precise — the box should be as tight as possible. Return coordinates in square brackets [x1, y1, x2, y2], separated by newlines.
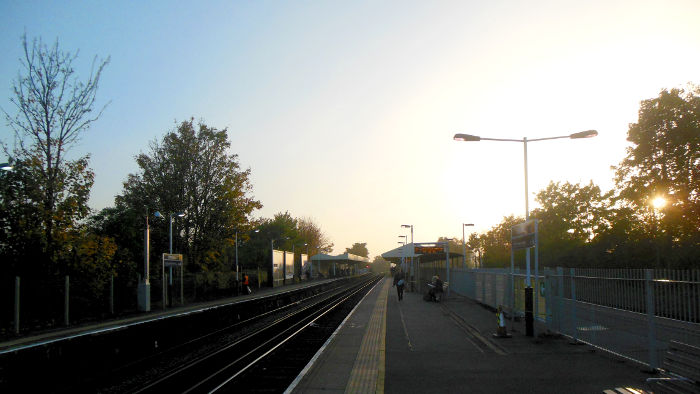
[0, 269, 270, 339]
[449, 267, 700, 369]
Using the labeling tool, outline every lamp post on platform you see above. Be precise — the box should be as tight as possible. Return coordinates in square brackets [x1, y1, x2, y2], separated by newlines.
[401, 225, 413, 289]
[454, 129, 597, 337]
[462, 223, 474, 268]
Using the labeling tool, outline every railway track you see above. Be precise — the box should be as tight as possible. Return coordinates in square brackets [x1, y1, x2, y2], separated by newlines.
[95, 275, 381, 393]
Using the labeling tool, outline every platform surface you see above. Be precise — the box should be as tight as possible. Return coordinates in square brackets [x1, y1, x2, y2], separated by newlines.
[290, 277, 650, 393]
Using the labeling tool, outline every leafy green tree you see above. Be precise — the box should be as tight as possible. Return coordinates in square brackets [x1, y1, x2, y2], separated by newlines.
[614, 85, 700, 268]
[345, 242, 369, 258]
[117, 119, 262, 272]
[1, 35, 108, 274]
[477, 216, 523, 267]
[531, 181, 613, 267]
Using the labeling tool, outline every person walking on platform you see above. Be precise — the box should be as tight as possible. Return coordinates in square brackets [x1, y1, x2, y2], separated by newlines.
[243, 274, 251, 295]
[393, 268, 405, 301]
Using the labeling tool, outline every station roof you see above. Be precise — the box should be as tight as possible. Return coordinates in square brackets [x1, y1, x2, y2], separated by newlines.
[311, 252, 370, 263]
[381, 243, 464, 262]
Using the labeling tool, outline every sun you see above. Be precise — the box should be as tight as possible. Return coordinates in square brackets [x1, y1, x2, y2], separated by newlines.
[651, 196, 667, 209]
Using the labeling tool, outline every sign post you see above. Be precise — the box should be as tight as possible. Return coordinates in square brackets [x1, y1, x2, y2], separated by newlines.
[162, 253, 183, 309]
[511, 220, 538, 337]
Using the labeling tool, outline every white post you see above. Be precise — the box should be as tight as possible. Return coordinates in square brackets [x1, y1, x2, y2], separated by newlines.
[462, 225, 466, 268]
[162, 255, 166, 311]
[14, 276, 20, 334]
[645, 269, 658, 370]
[138, 210, 151, 312]
[110, 274, 114, 315]
[64, 275, 70, 326]
[524, 138, 531, 287]
[169, 215, 173, 286]
[570, 268, 578, 343]
[445, 244, 450, 297]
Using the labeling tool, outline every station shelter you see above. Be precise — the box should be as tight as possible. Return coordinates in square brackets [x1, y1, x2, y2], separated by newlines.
[381, 242, 473, 294]
[308, 252, 369, 279]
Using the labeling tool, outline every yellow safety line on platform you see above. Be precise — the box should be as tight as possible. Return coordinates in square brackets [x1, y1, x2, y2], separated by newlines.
[345, 278, 390, 394]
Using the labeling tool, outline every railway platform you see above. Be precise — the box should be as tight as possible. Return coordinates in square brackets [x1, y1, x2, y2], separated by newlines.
[0, 278, 335, 353]
[289, 276, 651, 394]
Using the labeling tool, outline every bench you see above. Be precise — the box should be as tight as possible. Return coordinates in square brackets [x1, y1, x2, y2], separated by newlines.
[646, 340, 700, 393]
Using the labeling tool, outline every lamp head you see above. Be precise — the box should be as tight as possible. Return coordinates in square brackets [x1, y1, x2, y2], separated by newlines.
[464, 223, 474, 227]
[0, 162, 13, 171]
[453, 133, 481, 142]
[569, 130, 598, 139]
[154, 211, 163, 218]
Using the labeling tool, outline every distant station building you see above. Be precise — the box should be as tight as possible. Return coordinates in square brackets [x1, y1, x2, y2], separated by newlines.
[381, 242, 475, 293]
[308, 252, 370, 279]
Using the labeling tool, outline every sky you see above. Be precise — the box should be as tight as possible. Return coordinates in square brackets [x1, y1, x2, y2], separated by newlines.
[1, 1, 699, 259]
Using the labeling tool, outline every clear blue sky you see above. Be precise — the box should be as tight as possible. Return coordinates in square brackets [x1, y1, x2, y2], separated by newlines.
[2, 1, 699, 258]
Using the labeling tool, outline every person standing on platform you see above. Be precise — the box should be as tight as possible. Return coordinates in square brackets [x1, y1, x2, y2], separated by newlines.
[393, 268, 405, 301]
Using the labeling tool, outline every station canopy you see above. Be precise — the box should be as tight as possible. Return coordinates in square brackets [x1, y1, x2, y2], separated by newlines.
[381, 243, 464, 263]
[311, 252, 370, 264]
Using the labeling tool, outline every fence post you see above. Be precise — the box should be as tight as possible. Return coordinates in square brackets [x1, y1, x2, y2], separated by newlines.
[14, 276, 20, 334]
[544, 269, 552, 331]
[556, 267, 563, 334]
[110, 274, 114, 315]
[64, 275, 70, 327]
[570, 268, 578, 343]
[163, 273, 168, 311]
[510, 249, 515, 319]
[645, 269, 658, 370]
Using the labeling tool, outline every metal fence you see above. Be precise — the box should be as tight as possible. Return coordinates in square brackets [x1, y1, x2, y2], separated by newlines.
[0, 268, 270, 338]
[449, 267, 700, 369]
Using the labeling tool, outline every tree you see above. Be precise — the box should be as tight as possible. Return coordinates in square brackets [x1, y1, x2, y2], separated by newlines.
[477, 216, 523, 268]
[118, 119, 262, 272]
[297, 217, 333, 254]
[370, 255, 390, 275]
[1, 35, 108, 274]
[614, 85, 700, 267]
[531, 181, 613, 267]
[345, 242, 369, 258]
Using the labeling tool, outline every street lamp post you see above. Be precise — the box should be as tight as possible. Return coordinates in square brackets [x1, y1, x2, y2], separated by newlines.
[397, 241, 406, 272]
[138, 208, 153, 311]
[462, 223, 474, 268]
[454, 129, 597, 337]
[154, 211, 185, 307]
[401, 225, 413, 290]
[398, 235, 407, 272]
